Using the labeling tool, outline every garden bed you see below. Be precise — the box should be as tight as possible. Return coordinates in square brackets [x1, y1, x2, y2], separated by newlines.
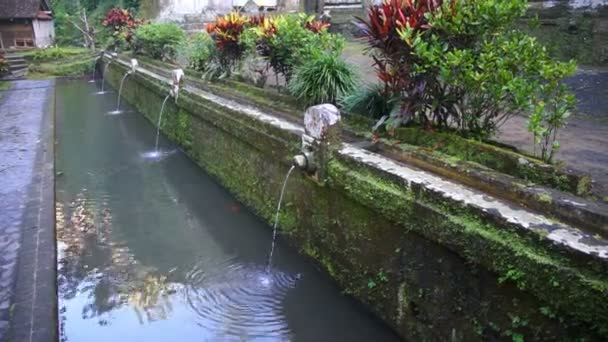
[386, 127, 591, 195]
[123, 55, 608, 236]
[129, 57, 594, 198]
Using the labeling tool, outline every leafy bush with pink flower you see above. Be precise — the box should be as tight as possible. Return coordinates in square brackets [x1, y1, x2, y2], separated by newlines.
[102, 8, 144, 51]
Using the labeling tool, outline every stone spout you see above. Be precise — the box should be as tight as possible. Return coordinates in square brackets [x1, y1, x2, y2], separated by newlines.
[171, 69, 185, 100]
[292, 151, 315, 173]
[130, 59, 139, 73]
[293, 104, 342, 180]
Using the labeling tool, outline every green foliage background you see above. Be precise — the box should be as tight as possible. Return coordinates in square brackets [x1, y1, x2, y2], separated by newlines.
[50, 0, 142, 46]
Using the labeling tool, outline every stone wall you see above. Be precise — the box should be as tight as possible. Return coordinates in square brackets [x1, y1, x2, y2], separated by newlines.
[101, 58, 608, 340]
[525, 1, 608, 66]
[140, 0, 301, 21]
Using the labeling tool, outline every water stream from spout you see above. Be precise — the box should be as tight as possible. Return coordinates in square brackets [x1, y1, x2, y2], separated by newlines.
[154, 94, 171, 152]
[113, 72, 130, 113]
[99, 63, 110, 93]
[266, 165, 296, 272]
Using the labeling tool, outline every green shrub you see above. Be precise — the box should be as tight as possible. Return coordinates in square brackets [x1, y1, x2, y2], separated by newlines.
[357, 0, 576, 159]
[31, 47, 90, 62]
[340, 84, 395, 119]
[527, 61, 576, 163]
[185, 32, 217, 71]
[288, 53, 356, 105]
[205, 12, 250, 75]
[134, 22, 185, 60]
[243, 14, 345, 85]
[182, 31, 240, 80]
[28, 57, 96, 77]
[102, 7, 144, 52]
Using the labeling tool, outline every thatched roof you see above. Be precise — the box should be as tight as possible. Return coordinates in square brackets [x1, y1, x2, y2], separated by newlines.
[0, 0, 51, 20]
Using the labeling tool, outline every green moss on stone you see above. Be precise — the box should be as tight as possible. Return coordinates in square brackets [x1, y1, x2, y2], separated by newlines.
[388, 127, 589, 196]
[103, 59, 608, 340]
[537, 193, 553, 204]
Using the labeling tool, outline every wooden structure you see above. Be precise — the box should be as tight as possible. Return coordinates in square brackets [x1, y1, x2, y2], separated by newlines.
[0, 0, 54, 49]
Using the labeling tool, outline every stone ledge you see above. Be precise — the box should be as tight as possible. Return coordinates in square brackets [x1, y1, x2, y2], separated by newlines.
[101, 56, 608, 338]
[125, 55, 608, 238]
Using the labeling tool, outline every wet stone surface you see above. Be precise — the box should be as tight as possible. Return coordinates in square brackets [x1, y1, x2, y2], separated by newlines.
[0, 80, 55, 340]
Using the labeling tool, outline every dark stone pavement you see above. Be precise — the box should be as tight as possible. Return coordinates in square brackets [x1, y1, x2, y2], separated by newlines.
[0, 80, 56, 341]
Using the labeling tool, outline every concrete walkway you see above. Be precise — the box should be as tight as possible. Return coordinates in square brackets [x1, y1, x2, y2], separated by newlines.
[0, 80, 56, 341]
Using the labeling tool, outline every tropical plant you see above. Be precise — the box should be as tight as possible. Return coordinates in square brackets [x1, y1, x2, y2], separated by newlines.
[185, 32, 217, 72]
[288, 53, 356, 105]
[243, 14, 344, 85]
[305, 19, 330, 33]
[528, 61, 576, 162]
[133, 22, 185, 60]
[356, 0, 576, 151]
[407, 0, 576, 141]
[102, 7, 136, 28]
[206, 12, 250, 70]
[355, 0, 440, 90]
[185, 39, 238, 80]
[102, 7, 143, 51]
[354, 0, 439, 128]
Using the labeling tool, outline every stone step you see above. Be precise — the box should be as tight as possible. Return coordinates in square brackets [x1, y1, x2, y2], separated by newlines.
[5, 54, 25, 61]
[8, 61, 26, 68]
[8, 67, 27, 74]
[8, 61, 27, 70]
[13, 68, 27, 76]
[8, 59, 26, 65]
[3, 69, 28, 80]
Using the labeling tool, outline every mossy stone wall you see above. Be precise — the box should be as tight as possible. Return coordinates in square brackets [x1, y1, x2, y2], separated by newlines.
[102, 60, 608, 340]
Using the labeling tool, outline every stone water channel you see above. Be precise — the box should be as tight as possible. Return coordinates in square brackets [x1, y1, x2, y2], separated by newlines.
[55, 79, 400, 341]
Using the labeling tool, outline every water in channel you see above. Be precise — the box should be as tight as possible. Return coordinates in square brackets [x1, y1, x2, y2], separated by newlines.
[55, 79, 400, 341]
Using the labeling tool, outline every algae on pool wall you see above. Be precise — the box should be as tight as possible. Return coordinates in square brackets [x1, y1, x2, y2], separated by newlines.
[101, 59, 608, 340]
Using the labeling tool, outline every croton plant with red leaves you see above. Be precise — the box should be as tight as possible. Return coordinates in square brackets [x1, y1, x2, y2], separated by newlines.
[354, 0, 448, 129]
[304, 19, 330, 34]
[205, 12, 251, 65]
[103, 8, 143, 44]
[102, 8, 133, 28]
[355, 0, 443, 93]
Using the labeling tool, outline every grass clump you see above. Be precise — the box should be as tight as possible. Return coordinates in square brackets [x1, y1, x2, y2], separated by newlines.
[288, 53, 356, 106]
[30, 47, 90, 62]
[340, 83, 395, 119]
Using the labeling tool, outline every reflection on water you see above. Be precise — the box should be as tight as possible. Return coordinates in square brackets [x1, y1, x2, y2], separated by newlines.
[56, 80, 400, 341]
[140, 149, 176, 161]
[183, 261, 298, 340]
